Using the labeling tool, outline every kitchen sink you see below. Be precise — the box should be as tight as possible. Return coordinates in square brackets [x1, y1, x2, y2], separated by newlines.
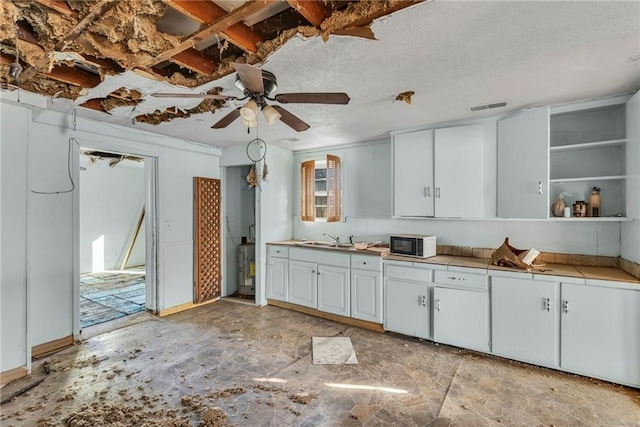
[296, 241, 355, 250]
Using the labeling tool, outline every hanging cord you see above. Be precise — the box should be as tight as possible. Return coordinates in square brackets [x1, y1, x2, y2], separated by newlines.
[31, 137, 78, 195]
[225, 214, 239, 246]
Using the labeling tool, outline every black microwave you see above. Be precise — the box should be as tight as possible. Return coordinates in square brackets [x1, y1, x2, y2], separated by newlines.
[389, 234, 436, 258]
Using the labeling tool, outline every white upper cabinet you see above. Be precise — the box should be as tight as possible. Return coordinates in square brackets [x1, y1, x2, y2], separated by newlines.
[392, 124, 483, 218]
[497, 107, 550, 218]
[434, 125, 483, 218]
[392, 129, 435, 217]
[625, 91, 639, 219]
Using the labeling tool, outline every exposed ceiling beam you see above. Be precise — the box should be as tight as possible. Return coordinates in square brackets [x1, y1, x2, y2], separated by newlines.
[33, 0, 76, 17]
[19, 0, 120, 84]
[150, 0, 276, 68]
[44, 64, 101, 87]
[1, 53, 15, 65]
[344, 1, 423, 29]
[79, 98, 106, 112]
[287, 0, 331, 27]
[17, 21, 41, 45]
[169, 48, 218, 76]
[163, 0, 265, 54]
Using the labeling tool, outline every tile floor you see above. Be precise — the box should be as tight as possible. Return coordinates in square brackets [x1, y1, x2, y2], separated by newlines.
[1, 301, 639, 426]
[80, 270, 146, 328]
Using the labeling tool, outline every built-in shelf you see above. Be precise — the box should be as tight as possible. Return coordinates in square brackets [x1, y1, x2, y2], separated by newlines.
[549, 175, 626, 184]
[550, 138, 626, 152]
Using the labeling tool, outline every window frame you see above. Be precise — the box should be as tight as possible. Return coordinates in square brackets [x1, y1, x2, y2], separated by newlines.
[300, 155, 342, 223]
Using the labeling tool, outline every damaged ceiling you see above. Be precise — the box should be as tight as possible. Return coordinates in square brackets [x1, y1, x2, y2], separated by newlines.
[1, 0, 639, 151]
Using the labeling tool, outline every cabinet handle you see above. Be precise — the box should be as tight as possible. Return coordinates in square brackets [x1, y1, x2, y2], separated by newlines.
[417, 295, 427, 307]
[312, 270, 315, 274]
[436, 187, 441, 199]
[363, 262, 367, 265]
[538, 181, 543, 195]
[562, 300, 569, 314]
[435, 299, 440, 311]
[447, 276, 465, 281]
[543, 297, 550, 312]
[317, 271, 321, 275]
[423, 186, 431, 198]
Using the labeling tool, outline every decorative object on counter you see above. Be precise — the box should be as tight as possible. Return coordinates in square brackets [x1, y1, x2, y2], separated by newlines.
[564, 206, 571, 217]
[551, 192, 572, 217]
[490, 238, 543, 271]
[588, 187, 601, 217]
[573, 200, 587, 217]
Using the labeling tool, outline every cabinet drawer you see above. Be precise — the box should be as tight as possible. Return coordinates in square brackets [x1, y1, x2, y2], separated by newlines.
[268, 245, 289, 258]
[434, 270, 487, 290]
[385, 264, 432, 282]
[289, 247, 350, 268]
[351, 254, 381, 271]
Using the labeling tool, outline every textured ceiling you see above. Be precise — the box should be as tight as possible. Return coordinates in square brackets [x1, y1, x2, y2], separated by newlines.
[2, 1, 639, 151]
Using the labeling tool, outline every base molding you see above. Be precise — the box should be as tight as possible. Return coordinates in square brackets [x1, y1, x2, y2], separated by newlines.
[0, 365, 27, 386]
[32, 335, 75, 359]
[267, 299, 384, 333]
[158, 297, 219, 317]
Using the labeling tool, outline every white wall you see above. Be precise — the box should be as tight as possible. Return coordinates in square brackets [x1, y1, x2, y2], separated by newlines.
[1, 102, 29, 373]
[1, 96, 221, 375]
[292, 139, 622, 257]
[79, 157, 146, 273]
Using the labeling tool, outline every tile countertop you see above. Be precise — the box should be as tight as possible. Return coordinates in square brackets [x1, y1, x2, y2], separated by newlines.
[269, 242, 639, 284]
[385, 254, 639, 284]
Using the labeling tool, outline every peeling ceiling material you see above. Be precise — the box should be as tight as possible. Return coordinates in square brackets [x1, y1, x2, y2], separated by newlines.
[2, 1, 638, 152]
[396, 90, 414, 105]
[1, 0, 419, 126]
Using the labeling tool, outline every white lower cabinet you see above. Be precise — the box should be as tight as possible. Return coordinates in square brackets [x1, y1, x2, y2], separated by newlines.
[491, 276, 559, 367]
[288, 260, 317, 309]
[317, 265, 350, 317]
[351, 269, 382, 323]
[433, 287, 488, 352]
[385, 278, 431, 339]
[266, 257, 288, 301]
[560, 283, 640, 387]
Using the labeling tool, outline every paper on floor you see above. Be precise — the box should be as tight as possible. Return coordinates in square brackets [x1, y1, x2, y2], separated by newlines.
[312, 336, 358, 365]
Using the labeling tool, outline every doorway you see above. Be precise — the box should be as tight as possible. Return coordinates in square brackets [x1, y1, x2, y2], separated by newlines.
[78, 149, 149, 329]
[223, 165, 256, 302]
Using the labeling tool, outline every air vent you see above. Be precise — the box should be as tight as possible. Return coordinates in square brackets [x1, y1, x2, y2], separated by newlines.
[469, 101, 508, 112]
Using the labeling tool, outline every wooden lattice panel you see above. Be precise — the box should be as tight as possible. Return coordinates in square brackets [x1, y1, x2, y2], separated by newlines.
[194, 177, 221, 303]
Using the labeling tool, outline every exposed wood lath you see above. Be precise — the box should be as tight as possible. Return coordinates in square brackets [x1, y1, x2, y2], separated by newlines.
[0, 0, 421, 125]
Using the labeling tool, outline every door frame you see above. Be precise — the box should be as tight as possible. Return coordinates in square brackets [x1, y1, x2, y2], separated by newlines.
[73, 146, 159, 337]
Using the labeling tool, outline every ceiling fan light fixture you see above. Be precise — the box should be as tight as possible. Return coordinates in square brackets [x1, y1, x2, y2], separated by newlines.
[241, 117, 258, 128]
[262, 104, 281, 125]
[240, 100, 258, 120]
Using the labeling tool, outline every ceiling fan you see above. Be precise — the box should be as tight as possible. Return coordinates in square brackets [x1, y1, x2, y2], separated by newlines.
[151, 63, 350, 132]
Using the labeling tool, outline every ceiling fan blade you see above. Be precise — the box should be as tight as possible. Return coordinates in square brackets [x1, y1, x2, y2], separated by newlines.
[273, 106, 310, 132]
[211, 107, 241, 129]
[232, 62, 264, 94]
[274, 92, 350, 105]
[151, 92, 235, 100]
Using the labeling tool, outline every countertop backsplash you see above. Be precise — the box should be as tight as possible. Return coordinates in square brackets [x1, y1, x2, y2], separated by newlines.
[436, 244, 640, 279]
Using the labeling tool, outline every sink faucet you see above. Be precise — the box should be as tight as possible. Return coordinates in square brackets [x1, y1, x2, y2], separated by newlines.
[323, 233, 339, 244]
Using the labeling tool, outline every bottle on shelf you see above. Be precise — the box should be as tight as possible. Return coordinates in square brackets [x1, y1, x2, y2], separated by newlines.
[588, 187, 601, 217]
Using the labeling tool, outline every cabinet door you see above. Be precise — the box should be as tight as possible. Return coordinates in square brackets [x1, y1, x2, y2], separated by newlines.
[351, 269, 382, 323]
[317, 265, 350, 317]
[392, 130, 434, 216]
[434, 124, 483, 218]
[288, 260, 317, 309]
[266, 257, 288, 301]
[492, 277, 559, 367]
[384, 279, 430, 339]
[626, 91, 640, 219]
[433, 287, 488, 352]
[561, 284, 640, 387]
[497, 107, 549, 218]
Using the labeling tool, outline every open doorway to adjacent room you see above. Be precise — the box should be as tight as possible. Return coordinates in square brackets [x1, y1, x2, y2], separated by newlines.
[223, 164, 257, 303]
[79, 149, 148, 329]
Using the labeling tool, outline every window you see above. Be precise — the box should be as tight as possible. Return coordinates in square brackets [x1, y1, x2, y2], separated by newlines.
[301, 155, 341, 222]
